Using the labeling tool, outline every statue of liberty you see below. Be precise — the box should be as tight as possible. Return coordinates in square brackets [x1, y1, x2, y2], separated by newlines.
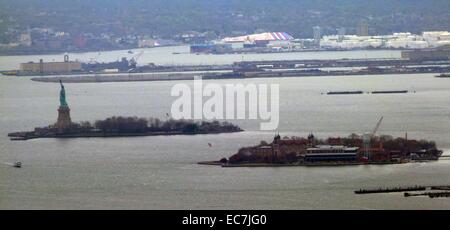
[56, 79, 72, 130]
[59, 80, 68, 108]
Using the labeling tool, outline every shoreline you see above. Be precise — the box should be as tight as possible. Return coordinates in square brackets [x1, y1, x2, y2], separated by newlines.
[9, 130, 243, 141]
[29, 68, 450, 83]
[0, 47, 404, 57]
[197, 161, 414, 167]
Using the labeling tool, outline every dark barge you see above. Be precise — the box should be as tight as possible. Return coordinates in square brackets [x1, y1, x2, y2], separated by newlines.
[354, 185, 427, 194]
[327, 91, 364, 95]
[371, 90, 408, 94]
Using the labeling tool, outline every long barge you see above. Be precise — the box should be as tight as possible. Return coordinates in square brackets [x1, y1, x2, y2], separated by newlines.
[327, 91, 363, 95]
[325, 90, 411, 95]
[357, 184, 450, 195]
[371, 90, 408, 94]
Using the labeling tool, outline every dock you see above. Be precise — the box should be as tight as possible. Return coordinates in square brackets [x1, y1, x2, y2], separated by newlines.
[404, 191, 450, 198]
[325, 90, 411, 95]
[356, 184, 450, 196]
[355, 185, 427, 194]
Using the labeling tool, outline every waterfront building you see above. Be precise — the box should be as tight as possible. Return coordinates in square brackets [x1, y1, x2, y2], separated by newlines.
[20, 55, 82, 74]
[337, 27, 346, 42]
[313, 26, 321, 46]
[304, 145, 359, 163]
[401, 45, 450, 60]
[189, 43, 233, 54]
[269, 135, 309, 162]
[138, 38, 159, 48]
[320, 31, 450, 50]
[422, 31, 450, 47]
[19, 33, 32, 46]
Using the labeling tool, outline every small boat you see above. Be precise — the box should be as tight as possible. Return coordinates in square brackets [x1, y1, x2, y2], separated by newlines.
[0, 70, 18, 76]
[13, 162, 22, 168]
[435, 73, 450, 78]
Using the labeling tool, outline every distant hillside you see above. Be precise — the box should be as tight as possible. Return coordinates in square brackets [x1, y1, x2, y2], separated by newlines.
[0, 0, 449, 42]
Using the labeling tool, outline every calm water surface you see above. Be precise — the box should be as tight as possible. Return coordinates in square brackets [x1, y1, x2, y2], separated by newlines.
[0, 49, 449, 209]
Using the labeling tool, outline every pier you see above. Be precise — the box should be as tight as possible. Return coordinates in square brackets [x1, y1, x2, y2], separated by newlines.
[354, 185, 427, 194]
[355, 185, 450, 197]
[404, 191, 450, 198]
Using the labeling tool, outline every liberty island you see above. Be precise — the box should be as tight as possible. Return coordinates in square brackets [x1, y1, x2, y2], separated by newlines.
[7, 81, 242, 141]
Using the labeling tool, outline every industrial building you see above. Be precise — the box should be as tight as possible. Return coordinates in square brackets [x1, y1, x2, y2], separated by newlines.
[320, 31, 450, 50]
[303, 145, 359, 163]
[190, 43, 233, 54]
[422, 31, 450, 47]
[313, 26, 322, 46]
[401, 45, 450, 61]
[20, 55, 82, 74]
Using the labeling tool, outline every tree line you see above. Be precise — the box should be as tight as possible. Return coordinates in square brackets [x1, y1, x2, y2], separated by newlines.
[76, 116, 242, 134]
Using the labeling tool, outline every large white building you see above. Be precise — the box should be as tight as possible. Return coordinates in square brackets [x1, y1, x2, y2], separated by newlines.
[422, 31, 450, 47]
[222, 32, 294, 43]
[320, 31, 450, 50]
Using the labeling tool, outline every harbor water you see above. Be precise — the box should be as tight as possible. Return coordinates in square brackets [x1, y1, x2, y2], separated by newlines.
[1, 49, 450, 209]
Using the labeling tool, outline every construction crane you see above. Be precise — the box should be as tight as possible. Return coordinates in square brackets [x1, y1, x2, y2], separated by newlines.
[363, 116, 383, 160]
[371, 116, 383, 136]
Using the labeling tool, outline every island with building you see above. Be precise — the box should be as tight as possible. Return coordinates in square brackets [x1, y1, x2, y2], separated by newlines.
[199, 132, 443, 167]
[7, 81, 242, 141]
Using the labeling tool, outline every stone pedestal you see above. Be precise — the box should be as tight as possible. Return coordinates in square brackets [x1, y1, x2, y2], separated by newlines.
[56, 106, 72, 130]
